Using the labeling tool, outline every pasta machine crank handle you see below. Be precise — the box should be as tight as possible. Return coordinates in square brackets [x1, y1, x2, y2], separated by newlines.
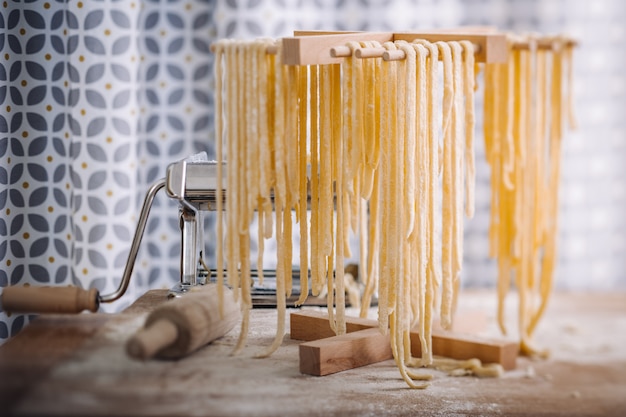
[0, 178, 167, 314]
[101, 177, 167, 303]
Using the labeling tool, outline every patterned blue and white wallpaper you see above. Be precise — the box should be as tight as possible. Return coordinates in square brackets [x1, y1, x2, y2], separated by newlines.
[1, 0, 625, 342]
[0, 0, 218, 340]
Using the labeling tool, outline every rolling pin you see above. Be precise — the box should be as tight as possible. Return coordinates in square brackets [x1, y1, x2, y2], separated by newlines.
[126, 284, 239, 360]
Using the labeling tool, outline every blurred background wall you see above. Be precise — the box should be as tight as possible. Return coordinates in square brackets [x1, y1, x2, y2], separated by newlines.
[1, 0, 624, 342]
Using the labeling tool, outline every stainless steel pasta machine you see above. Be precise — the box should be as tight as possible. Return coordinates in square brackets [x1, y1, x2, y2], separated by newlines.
[1, 152, 344, 314]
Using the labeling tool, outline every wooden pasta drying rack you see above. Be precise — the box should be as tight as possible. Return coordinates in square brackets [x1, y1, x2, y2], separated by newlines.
[277, 29, 576, 65]
[259, 29, 516, 376]
[213, 29, 575, 376]
[280, 30, 509, 65]
[277, 28, 576, 376]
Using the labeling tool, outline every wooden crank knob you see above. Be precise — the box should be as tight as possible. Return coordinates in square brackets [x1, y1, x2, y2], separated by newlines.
[1, 285, 100, 314]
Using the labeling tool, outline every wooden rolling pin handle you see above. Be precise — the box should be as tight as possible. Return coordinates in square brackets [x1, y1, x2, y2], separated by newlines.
[1, 285, 100, 314]
[126, 319, 179, 360]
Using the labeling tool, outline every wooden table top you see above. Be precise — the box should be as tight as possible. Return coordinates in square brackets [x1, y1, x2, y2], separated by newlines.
[1, 290, 625, 417]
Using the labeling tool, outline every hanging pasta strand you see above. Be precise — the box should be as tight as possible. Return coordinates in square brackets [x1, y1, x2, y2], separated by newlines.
[397, 41, 418, 368]
[412, 42, 432, 366]
[318, 64, 335, 331]
[361, 41, 381, 200]
[253, 42, 266, 287]
[400, 42, 417, 241]
[210, 39, 289, 356]
[295, 65, 310, 307]
[483, 34, 576, 356]
[387, 38, 408, 385]
[332, 63, 347, 335]
[411, 40, 440, 365]
[525, 38, 566, 341]
[460, 40, 476, 219]
[449, 41, 466, 322]
[359, 167, 380, 318]
[405, 43, 422, 348]
[308, 64, 322, 297]
[374, 41, 394, 334]
[211, 33, 583, 388]
[436, 41, 455, 331]
[346, 41, 362, 198]
[256, 200, 286, 358]
[342, 42, 358, 234]
[228, 41, 246, 354]
[563, 41, 577, 130]
[515, 44, 534, 355]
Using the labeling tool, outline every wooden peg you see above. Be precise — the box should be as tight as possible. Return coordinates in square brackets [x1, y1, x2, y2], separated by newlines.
[330, 45, 352, 58]
[381, 42, 482, 61]
[290, 310, 377, 341]
[354, 47, 387, 59]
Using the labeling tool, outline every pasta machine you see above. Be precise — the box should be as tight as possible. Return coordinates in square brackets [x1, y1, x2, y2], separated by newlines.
[155, 152, 356, 306]
[155, 152, 325, 305]
[1, 153, 342, 314]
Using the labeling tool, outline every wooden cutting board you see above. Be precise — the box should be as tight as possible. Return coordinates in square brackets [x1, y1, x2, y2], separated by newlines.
[1, 290, 626, 416]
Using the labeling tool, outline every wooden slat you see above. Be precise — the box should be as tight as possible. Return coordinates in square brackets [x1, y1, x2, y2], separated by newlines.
[299, 328, 391, 376]
[392, 32, 508, 63]
[281, 31, 508, 65]
[291, 311, 518, 376]
[290, 310, 376, 341]
[290, 308, 488, 341]
[415, 330, 518, 371]
[282, 32, 393, 65]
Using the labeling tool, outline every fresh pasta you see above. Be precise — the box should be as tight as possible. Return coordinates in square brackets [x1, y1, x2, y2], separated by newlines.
[212, 36, 476, 381]
[483, 35, 576, 357]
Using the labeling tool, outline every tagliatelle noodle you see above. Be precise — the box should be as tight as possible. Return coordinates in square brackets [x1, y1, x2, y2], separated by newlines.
[450, 42, 465, 321]
[376, 40, 399, 335]
[411, 40, 440, 367]
[392, 43, 416, 340]
[524, 38, 566, 348]
[295, 65, 310, 306]
[332, 63, 347, 335]
[387, 39, 412, 385]
[460, 40, 476, 219]
[253, 43, 265, 287]
[413, 42, 432, 366]
[435, 41, 455, 331]
[284, 64, 298, 298]
[482, 35, 575, 357]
